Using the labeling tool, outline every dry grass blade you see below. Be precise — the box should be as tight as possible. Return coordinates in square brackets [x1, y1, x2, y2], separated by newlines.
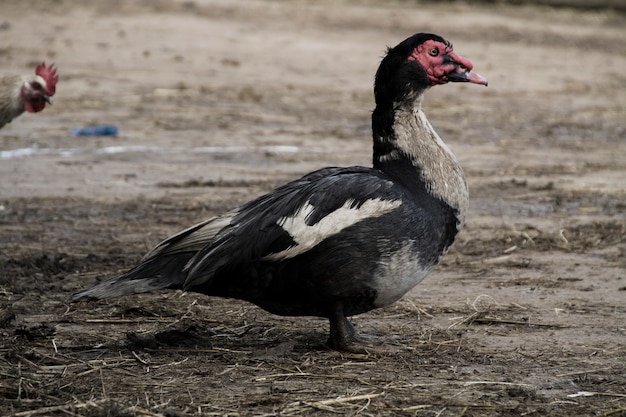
[448, 295, 564, 329]
[464, 381, 536, 389]
[599, 407, 626, 417]
[277, 393, 385, 414]
[448, 310, 486, 329]
[13, 404, 70, 417]
[312, 392, 383, 406]
[10, 400, 165, 417]
[401, 404, 431, 411]
[472, 316, 569, 328]
[84, 318, 174, 324]
[567, 391, 626, 399]
[556, 368, 612, 378]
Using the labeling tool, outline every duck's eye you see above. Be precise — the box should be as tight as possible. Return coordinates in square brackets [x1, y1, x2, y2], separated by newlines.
[32, 82, 43, 91]
[429, 48, 439, 57]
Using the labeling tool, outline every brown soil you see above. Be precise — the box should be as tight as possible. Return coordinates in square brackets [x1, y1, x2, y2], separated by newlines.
[1, 1, 625, 416]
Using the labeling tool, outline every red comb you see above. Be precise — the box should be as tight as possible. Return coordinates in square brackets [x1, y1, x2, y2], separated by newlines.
[35, 62, 59, 95]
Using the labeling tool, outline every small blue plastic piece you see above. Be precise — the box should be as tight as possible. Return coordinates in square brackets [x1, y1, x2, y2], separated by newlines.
[70, 125, 119, 136]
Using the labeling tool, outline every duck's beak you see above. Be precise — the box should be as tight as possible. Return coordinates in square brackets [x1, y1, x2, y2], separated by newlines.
[448, 63, 488, 86]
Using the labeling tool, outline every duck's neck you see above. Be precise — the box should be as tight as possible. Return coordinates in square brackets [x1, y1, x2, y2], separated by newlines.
[372, 90, 469, 228]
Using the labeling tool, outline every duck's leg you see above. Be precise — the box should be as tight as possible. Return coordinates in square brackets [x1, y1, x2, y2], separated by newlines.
[327, 302, 380, 353]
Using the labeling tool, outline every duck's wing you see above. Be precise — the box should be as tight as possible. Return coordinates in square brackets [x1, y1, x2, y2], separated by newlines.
[182, 166, 402, 289]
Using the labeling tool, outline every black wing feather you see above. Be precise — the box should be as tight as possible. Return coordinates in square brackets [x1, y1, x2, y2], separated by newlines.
[183, 166, 397, 289]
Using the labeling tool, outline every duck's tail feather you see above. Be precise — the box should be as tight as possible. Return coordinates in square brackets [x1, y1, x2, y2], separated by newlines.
[70, 254, 193, 302]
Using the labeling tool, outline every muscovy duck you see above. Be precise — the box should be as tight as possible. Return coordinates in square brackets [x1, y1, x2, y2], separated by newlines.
[72, 33, 487, 352]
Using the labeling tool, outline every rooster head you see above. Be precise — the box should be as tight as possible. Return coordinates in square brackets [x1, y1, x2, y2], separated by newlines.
[22, 62, 59, 113]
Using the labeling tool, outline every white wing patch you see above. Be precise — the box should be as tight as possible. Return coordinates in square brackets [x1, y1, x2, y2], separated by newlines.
[263, 198, 402, 261]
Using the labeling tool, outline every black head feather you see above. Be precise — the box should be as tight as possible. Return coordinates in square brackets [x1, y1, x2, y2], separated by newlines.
[373, 33, 450, 108]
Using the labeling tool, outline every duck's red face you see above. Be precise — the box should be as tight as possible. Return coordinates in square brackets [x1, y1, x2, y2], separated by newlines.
[408, 39, 487, 87]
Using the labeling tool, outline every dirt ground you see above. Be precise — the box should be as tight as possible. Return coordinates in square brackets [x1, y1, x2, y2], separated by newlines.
[1, 0, 625, 416]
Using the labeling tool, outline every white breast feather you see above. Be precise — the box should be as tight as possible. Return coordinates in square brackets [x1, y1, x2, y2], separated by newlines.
[263, 198, 402, 261]
[373, 242, 430, 307]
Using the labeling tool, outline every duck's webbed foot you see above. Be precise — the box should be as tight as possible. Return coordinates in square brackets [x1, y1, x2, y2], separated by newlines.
[327, 305, 384, 354]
